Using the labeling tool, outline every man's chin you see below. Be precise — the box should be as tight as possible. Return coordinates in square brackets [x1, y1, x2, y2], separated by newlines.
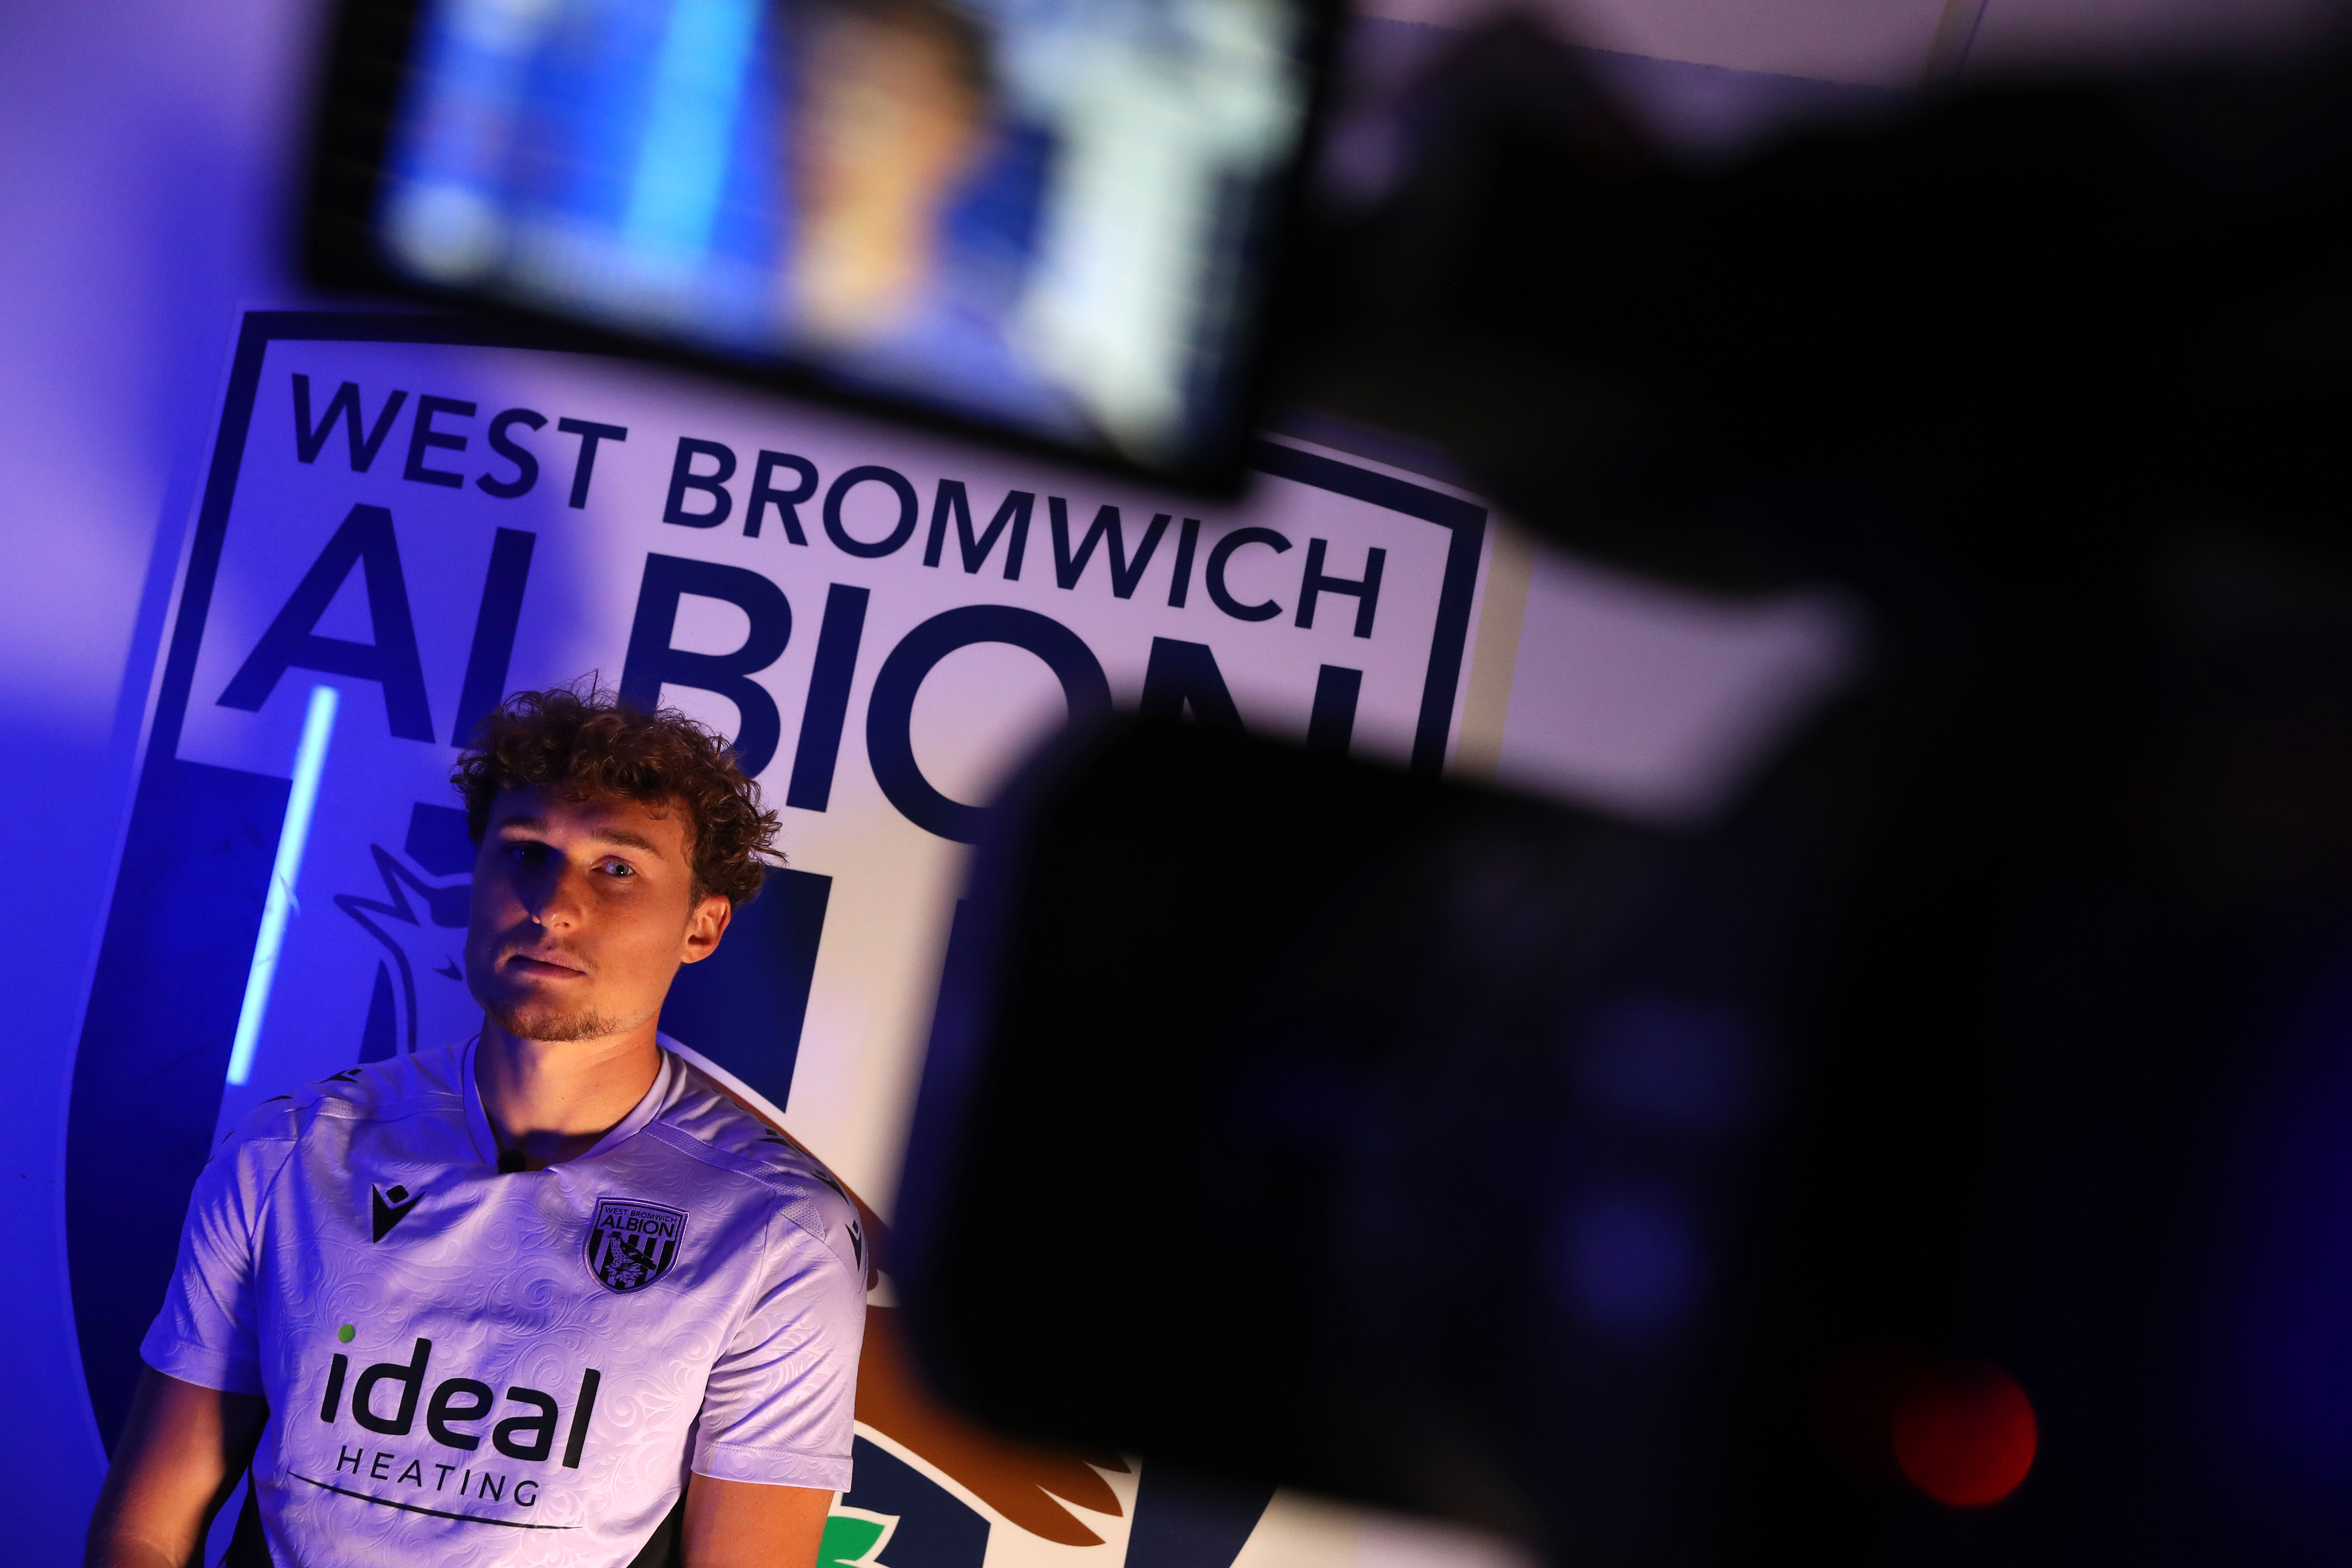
[484, 1000, 625, 1044]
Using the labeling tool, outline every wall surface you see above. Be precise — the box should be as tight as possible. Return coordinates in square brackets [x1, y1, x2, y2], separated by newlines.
[1360, 0, 2349, 86]
[0, 0, 325, 1556]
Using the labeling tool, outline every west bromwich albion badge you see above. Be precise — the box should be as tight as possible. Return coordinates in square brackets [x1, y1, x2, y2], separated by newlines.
[585, 1198, 688, 1293]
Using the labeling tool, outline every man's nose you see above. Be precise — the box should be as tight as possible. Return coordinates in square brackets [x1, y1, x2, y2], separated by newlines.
[521, 862, 587, 929]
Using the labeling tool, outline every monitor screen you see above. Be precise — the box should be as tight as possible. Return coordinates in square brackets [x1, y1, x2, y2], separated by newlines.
[363, 0, 1320, 481]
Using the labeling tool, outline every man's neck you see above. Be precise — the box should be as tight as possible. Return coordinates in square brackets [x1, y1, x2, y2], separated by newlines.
[474, 1019, 664, 1171]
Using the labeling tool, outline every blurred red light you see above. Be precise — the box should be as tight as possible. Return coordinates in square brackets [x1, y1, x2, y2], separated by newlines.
[1890, 1360, 2038, 1508]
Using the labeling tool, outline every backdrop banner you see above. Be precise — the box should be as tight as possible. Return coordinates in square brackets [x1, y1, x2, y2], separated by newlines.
[70, 311, 1495, 1568]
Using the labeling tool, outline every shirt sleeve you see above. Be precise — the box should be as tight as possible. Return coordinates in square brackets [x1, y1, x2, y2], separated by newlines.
[137, 1109, 294, 1396]
[691, 1200, 867, 1491]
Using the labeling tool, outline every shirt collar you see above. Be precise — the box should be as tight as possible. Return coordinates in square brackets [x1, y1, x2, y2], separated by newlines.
[460, 1035, 678, 1168]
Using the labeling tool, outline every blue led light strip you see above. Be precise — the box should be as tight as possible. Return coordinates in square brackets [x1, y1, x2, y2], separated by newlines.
[227, 683, 340, 1087]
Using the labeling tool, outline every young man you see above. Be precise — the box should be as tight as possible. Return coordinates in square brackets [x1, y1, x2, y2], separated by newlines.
[86, 688, 866, 1568]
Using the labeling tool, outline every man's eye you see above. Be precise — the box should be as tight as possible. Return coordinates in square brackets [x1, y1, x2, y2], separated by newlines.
[600, 861, 637, 879]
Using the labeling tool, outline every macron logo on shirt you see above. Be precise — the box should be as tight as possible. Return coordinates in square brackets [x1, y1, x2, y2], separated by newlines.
[372, 1184, 424, 1242]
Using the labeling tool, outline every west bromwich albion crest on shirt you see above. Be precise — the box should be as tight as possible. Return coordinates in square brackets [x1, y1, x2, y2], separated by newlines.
[586, 1197, 687, 1293]
[141, 1039, 866, 1568]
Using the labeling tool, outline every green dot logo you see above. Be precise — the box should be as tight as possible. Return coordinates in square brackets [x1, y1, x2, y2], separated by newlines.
[337, 1324, 355, 1343]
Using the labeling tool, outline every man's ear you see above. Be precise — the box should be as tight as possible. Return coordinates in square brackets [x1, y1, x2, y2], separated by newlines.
[680, 894, 733, 965]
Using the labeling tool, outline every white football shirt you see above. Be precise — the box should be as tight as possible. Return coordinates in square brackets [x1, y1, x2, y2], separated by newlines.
[141, 1038, 867, 1567]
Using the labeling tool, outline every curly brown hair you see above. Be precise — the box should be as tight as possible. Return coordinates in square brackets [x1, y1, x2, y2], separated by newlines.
[452, 686, 781, 906]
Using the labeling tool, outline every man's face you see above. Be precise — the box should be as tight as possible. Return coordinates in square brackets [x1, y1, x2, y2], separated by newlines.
[464, 787, 732, 1044]
[796, 15, 983, 231]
